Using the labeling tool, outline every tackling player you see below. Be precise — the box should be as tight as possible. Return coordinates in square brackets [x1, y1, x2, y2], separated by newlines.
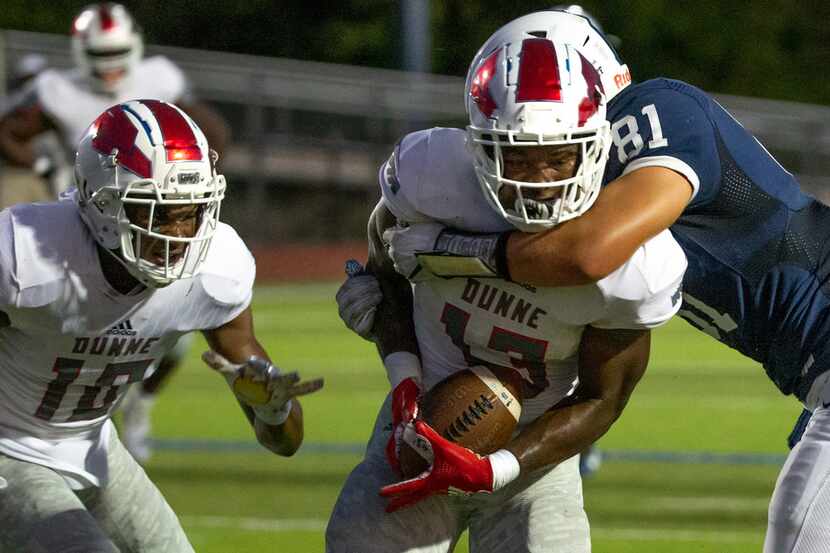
[327, 14, 686, 552]
[0, 2, 231, 462]
[373, 8, 830, 553]
[0, 100, 322, 552]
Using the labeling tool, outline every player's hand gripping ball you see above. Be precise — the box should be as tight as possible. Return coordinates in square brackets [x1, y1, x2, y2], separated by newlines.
[398, 365, 523, 478]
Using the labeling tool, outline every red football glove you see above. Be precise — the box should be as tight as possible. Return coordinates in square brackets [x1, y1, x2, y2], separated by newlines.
[380, 420, 496, 512]
[385, 377, 421, 473]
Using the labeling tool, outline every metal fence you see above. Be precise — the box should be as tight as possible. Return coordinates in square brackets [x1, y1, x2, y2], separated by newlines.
[4, 29, 830, 240]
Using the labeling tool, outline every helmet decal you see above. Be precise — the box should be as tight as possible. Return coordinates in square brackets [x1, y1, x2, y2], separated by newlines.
[90, 106, 151, 178]
[470, 48, 501, 119]
[577, 51, 604, 126]
[516, 39, 562, 103]
[140, 100, 203, 162]
[98, 4, 116, 31]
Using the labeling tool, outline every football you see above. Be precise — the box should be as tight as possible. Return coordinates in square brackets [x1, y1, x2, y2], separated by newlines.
[398, 365, 523, 479]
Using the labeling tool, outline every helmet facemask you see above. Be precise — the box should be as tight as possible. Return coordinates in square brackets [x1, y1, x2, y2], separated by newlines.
[81, 154, 225, 288]
[468, 120, 611, 232]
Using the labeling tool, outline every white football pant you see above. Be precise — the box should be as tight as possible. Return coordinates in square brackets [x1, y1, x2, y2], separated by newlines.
[326, 394, 591, 553]
[765, 397, 830, 552]
[0, 429, 193, 552]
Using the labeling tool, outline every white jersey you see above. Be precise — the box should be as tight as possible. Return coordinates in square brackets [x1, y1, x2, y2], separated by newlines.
[380, 127, 687, 424]
[0, 201, 254, 488]
[32, 56, 189, 160]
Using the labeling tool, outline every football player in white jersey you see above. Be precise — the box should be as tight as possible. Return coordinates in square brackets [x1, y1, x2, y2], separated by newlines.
[0, 100, 322, 553]
[327, 18, 686, 553]
[0, 2, 231, 463]
[0, 3, 228, 188]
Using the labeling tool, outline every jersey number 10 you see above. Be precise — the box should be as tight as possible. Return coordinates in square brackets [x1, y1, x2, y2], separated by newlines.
[35, 357, 153, 422]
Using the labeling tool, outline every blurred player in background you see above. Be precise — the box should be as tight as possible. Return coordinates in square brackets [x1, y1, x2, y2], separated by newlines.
[0, 2, 232, 463]
[375, 8, 830, 553]
[0, 99, 321, 552]
[328, 14, 686, 552]
[0, 53, 54, 207]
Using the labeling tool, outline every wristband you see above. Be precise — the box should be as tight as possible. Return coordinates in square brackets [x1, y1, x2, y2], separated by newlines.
[489, 448, 521, 491]
[253, 399, 293, 426]
[421, 230, 511, 280]
[383, 351, 422, 389]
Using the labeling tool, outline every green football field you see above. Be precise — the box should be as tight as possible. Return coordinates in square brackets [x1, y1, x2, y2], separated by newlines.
[133, 283, 804, 552]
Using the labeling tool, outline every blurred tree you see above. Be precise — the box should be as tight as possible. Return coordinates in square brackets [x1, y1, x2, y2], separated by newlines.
[1, 0, 827, 103]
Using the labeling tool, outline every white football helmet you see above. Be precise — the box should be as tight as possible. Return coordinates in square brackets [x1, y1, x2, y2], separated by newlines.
[71, 3, 143, 94]
[465, 10, 630, 231]
[75, 99, 226, 288]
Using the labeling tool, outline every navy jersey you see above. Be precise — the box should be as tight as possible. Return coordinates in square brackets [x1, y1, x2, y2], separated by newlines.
[605, 78, 830, 403]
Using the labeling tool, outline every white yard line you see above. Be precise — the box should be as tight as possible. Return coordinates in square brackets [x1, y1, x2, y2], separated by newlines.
[181, 515, 327, 532]
[181, 515, 762, 543]
[593, 527, 762, 543]
[646, 496, 769, 511]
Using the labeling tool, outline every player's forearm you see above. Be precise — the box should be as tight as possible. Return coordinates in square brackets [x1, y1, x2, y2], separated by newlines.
[505, 396, 623, 473]
[204, 317, 307, 456]
[0, 109, 51, 168]
[505, 206, 644, 286]
[507, 168, 690, 287]
[372, 274, 419, 360]
[251, 401, 304, 456]
[0, 128, 36, 167]
[505, 226, 599, 286]
[508, 327, 649, 473]
[367, 202, 420, 361]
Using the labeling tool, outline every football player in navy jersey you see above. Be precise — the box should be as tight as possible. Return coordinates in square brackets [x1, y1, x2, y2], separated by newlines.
[341, 8, 830, 553]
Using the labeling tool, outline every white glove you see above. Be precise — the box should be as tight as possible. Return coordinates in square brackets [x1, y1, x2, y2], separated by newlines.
[382, 222, 446, 281]
[202, 351, 324, 425]
[336, 260, 383, 341]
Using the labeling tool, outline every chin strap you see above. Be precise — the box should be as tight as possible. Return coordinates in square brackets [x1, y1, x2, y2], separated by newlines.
[96, 244, 154, 293]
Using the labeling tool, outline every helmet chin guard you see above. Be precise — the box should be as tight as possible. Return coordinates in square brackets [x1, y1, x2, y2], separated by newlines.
[75, 100, 225, 288]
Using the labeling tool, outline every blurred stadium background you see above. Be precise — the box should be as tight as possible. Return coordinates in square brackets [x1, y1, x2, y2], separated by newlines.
[1, 1, 828, 551]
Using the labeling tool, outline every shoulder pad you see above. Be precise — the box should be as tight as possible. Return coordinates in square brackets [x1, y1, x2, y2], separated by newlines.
[33, 69, 79, 121]
[135, 56, 188, 102]
[7, 202, 91, 308]
[199, 223, 256, 308]
[378, 127, 510, 232]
